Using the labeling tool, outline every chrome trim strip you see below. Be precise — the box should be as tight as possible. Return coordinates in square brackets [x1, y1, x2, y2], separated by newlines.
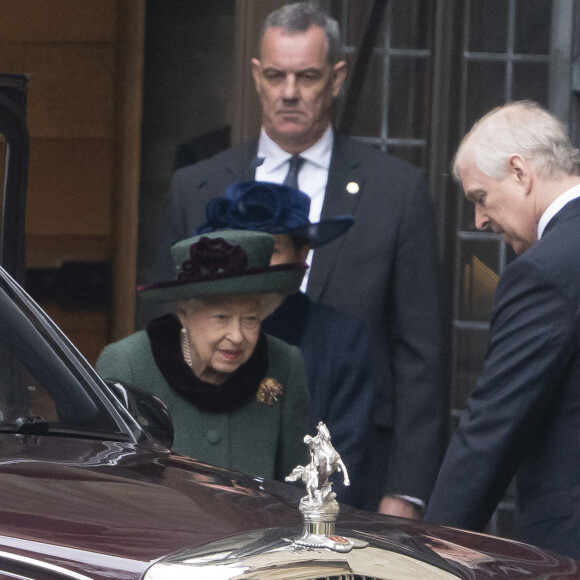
[0, 550, 93, 580]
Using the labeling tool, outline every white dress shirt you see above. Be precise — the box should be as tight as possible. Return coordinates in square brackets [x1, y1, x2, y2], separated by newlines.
[255, 126, 334, 290]
[537, 183, 580, 239]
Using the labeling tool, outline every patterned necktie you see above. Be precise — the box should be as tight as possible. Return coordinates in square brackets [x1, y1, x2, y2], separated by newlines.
[283, 155, 305, 189]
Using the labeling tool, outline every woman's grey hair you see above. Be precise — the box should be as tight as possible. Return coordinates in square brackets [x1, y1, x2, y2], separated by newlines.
[175, 293, 281, 320]
[453, 100, 580, 182]
[260, 1, 343, 64]
[175, 297, 205, 318]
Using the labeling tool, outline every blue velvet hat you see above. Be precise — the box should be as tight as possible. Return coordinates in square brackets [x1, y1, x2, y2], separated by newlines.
[194, 181, 354, 248]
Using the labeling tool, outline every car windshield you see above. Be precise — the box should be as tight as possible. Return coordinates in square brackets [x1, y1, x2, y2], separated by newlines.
[0, 269, 133, 440]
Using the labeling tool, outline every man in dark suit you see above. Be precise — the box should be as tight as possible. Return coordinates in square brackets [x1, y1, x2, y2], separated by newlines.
[425, 101, 580, 560]
[157, 2, 445, 516]
[194, 180, 374, 508]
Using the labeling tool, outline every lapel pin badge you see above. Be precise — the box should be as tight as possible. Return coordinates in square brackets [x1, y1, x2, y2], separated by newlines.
[346, 182, 359, 194]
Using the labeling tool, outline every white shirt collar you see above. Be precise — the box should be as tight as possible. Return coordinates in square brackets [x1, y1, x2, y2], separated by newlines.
[537, 183, 580, 239]
[257, 125, 333, 171]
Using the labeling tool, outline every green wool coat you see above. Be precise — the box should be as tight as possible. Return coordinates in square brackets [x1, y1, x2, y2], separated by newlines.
[96, 330, 309, 482]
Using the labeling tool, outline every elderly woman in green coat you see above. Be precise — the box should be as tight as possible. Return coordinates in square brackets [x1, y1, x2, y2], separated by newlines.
[97, 229, 309, 482]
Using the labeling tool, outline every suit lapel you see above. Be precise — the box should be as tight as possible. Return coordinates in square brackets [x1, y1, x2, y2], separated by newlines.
[307, 133, 366, 300]
[205, 140, 258, 186]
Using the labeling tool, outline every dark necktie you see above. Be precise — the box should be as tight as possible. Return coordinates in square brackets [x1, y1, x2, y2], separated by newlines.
[283, 155, 305, 189]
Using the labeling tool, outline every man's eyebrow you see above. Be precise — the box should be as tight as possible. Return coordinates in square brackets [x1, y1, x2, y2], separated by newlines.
[465, 188, 484, 203]
[262, 66, 323, 74]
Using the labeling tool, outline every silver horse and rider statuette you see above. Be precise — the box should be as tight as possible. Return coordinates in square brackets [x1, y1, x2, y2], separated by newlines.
[286, 421, 367, 552]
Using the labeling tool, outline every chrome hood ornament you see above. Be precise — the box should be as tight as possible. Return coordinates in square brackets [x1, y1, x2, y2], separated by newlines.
[286, 422, 367, 553]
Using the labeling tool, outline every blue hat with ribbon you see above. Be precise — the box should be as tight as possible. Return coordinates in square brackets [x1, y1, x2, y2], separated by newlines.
[194, 181, 354, 248]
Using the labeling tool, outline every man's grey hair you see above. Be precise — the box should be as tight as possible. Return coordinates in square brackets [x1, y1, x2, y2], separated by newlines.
[453, 100, 580, 182]
[260, 1, 343, 64]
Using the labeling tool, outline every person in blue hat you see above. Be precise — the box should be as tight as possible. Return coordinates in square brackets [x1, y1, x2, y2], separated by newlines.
[195, 180, 374, 508]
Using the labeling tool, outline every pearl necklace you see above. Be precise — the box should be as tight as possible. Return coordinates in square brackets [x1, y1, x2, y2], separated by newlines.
[181, 328, 193, 368]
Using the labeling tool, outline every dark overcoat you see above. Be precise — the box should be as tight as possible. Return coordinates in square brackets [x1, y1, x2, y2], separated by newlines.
[97, 331, 309, 482]
[426, 198, 580, 560]
[262, 291, 374, 507]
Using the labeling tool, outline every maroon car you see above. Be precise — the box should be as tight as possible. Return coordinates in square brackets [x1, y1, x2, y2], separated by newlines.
[0, 264, 578, 580]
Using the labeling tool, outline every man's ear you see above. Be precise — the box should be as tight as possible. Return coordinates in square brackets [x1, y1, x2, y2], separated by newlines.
[251, 58, 262, 93]
[331, 60, 347, 97]
[507, 154, 532, 192]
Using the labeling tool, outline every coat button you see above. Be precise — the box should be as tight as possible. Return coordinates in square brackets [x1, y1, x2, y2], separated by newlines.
[206, 429, 221, 444]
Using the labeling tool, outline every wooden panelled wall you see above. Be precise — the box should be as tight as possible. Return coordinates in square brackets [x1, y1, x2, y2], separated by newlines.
[0, 0, 144, 364]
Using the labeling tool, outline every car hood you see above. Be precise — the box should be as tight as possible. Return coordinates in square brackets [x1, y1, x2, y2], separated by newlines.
[0, 436, 578, 580]
[0, 436, 304, 568]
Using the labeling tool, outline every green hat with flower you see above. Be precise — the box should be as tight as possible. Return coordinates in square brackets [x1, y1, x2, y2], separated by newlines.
[138, 230, 306, 303]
